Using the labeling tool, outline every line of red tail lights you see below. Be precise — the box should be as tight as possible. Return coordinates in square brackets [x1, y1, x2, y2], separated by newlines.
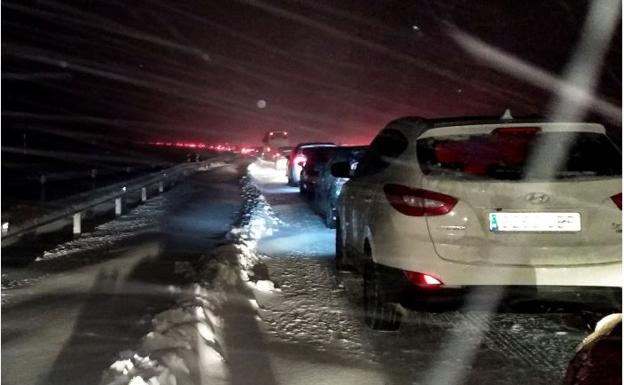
[149, 141, 240, 152]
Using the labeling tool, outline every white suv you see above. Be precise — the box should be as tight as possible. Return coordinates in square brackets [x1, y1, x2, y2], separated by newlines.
[334, 116, 622, 330]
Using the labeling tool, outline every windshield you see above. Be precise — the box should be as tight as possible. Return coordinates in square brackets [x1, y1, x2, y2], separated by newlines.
[303, 147, 336, 163]
[417, 131, 622, 180]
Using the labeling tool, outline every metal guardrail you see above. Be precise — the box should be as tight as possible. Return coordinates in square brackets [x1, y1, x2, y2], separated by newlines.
[1, 160, 225, 245]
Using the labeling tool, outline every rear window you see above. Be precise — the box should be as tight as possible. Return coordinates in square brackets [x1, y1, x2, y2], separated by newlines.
[416, 131, 622, 180]
[303, 147, 336, 164]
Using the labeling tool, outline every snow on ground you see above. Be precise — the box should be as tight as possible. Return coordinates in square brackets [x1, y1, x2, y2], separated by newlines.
[1, 193, 171, 304]
[248, 161, 588, 385]
[37, 161, 228, 263]
[2, 164, 227, 299]
[100, 174, 280, 385]
[38, 200, 166, 262]
[100, 161, 590, 385]
[2, 162, 249, 385]
[99, 283, 229, 385]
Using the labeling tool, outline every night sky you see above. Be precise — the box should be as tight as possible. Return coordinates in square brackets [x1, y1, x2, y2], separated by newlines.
[2, 0, 621, 147]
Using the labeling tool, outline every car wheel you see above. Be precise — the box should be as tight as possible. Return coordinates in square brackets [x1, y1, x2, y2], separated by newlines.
[363, 256, 402, 331]
[325, 204, 336, 229]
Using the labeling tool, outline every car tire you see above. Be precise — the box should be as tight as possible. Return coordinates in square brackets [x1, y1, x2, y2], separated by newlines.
[335, 219, 352, 271]
[363, 259, 402, 331]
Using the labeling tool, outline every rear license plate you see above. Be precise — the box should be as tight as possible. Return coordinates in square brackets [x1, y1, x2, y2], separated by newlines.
[489, 212, 581, 232]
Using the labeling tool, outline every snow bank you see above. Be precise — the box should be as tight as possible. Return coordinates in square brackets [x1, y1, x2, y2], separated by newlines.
[101, 172, 279, 385]
[100, 284, 227, 385]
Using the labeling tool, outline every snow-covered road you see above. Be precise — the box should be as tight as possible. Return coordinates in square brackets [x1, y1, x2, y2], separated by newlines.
[1, 160, 596, 385]
[1, 162, 247, 385]
[247, 162, 589, 385]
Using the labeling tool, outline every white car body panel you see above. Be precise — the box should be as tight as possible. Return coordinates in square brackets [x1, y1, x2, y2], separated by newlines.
[338, 120, 622, 288]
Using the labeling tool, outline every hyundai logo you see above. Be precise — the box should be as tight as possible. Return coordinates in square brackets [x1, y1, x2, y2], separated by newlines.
[525, 192, 550, 204]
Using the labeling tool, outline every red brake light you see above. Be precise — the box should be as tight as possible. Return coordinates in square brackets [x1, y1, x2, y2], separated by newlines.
[294, 155, 307, 167]
[404, 271, 443, 287]
[492, 126, 541, 135]
[611, 193, 622, 210]
[383, 184, 457, 216]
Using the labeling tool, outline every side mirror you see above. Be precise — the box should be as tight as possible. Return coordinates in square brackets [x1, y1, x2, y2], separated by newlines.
[331, 161, 351, 178]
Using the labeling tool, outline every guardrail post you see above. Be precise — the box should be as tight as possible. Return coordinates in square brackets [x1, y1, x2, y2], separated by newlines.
[115, 198, 122, 216]
[141, 187, 147, 202]
[2, 222, 9, 236]
[73, 212, 81, 235]
[158, 181, 164, 193]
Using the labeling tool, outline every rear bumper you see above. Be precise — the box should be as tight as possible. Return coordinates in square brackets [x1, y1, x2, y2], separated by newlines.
[371, 232, 622, 287]
[371, 205, 622, 288]
[436, 260, 622, 287]
[374, 263, 622, 311]
[402, 284, 622, 312]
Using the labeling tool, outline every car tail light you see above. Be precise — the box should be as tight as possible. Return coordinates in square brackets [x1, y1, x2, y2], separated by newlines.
[611, 193, 622, 210]
[404, 271, 443, 287]
[383, 184, 457, 216]
[294, 155, 307, 167]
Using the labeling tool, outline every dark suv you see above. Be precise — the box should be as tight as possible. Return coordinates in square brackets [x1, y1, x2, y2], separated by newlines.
[314, 146, 368, 228]
[287, 142, 336, 186]
[299, 146, 337, 198]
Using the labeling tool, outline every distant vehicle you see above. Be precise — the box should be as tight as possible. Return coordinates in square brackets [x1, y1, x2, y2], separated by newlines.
[334, 116, 622, 331]
[273, 146, 293, 170]
[262, 131, 289, 160]
[299, 146, 337, 199]
[314, 146, 368, 228]
[240, 146, 260, 156]
[287, 142, 336, 186]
